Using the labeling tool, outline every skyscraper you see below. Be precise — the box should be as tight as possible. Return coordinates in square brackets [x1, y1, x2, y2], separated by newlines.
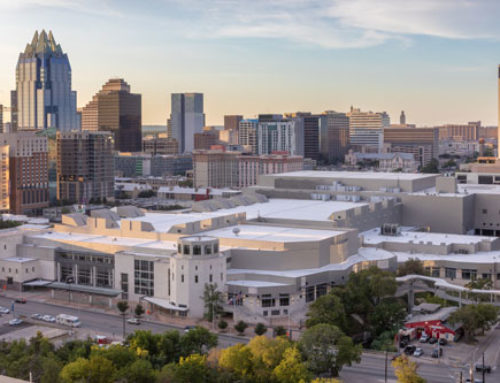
[82, 79, 142, 152]
[223, 115, 242, 145]
[15, 30, 78, 131]
[57, 130, 114, 203]
[400, 111, 406, 125]
[238, 119, 258, 154]
[322, 111, 349, 162]
[347, 107, 389, 152]
[170, 93, 205, 153]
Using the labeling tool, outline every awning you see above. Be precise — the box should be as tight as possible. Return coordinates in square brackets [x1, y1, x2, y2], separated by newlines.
[23, 279, 54, 287]
[143, 296, 188, 312]
[48, 282, 122, 297]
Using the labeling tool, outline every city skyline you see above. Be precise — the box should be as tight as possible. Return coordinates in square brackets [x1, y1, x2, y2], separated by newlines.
[0, 1, 500, 126]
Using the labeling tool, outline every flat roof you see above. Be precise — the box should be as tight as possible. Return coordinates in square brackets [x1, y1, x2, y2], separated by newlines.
[226, 280, 290, 288]
[2, 257, 36, 263]
[395, 251, 500, 264]
[361, 227, 495, 246]
[203, 224, 344, 243]
[268, 170, 437, 181]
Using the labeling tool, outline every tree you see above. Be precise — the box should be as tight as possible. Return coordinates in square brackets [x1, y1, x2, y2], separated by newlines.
[217, 319, 228, 331]
[272, 346, 311, 383]
[134, 303, 145, 321]
[274, 326, 287, 337]
[397, 259, 427, 277]
[218, 343, 254, 378]
[299, 323, 361, 377]
[392, 356, 426, 383]
[59, 356, 116, 383]
[369, 299, 407, 336]
[158, 354, 215, 383]
[138, 189, 156, 198]
[201, 283, 224, 323]
[254, 323, 267, 336]
[180, 326, 218, 356]
[449, 304, 499, 341]
[421, 158, 439, 173]
[305, 293, 347, 330]
[117, 300, 129, 339]
[234, 320, 248, 335]
[121, 359, 156, 383]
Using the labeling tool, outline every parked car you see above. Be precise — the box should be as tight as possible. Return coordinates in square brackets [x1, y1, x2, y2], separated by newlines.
[419, 334, 429, 343]
[465, 379, 483, 383]
[9, 318, 23, 326]
[428, 337, 438, 344]
[31, 313, 43, 320]
[438, 338, 448, 346]
[127, 318, 141, 325]
[0, 306, 10, 314]
[475, 364, 492, 373]
[404, 345, 416, 355]
[184, 325, 195, 333]
[14, 297, 27, 304]
[431, 348, 443, 358]
[413, 348, 424, 357]
[399, 339, 408, 348]
[42, 315, 56, 323]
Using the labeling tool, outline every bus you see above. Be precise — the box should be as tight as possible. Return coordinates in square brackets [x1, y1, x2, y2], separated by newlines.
[56, 314, 81, 327]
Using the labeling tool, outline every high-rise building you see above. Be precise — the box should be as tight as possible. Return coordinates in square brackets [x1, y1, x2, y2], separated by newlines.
[437, 121, 480, 141]
[0, 131, 49, 214]
[57, 131, 114, 203]
[10, 91, 17, 131]
[322, 111, 349, 162]
[223, 115, 243, 145]
[257, 119, 304, 156]
[0, 105, 3, 133]
[347, 107, 389, 151]
[284, 112, 322, 160]
[15, 30, 78, 131]
[193, 149, 240, 188]
[238, 119, 258, 154]
[82, 79, 141, 152]
[170, 93, 205, 153]
[383, 127, 438, 167]
[0, 145, 9, 212]
[194, 131, 218, 150]
[142, 136, 178, 155]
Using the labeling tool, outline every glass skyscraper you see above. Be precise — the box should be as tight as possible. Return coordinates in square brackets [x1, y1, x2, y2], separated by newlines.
[15, 30, 78, 131]
[170, 93, 205, 153]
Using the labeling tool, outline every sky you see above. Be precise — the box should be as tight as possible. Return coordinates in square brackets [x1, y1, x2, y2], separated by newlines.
[0, 0, 499, 126]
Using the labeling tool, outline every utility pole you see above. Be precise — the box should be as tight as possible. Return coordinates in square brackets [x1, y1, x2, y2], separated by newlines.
[482, 352, 485, 383]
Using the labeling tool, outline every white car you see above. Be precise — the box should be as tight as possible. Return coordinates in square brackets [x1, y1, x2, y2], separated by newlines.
[0, 306, 10, 314]
[31, 313, 43, 320]
[419, 334, 429, 343]
[413, 348, 424, 357]
[127, 318, 141, 325]
[9, 318, 23, 326]
[42, 315, 56, 323]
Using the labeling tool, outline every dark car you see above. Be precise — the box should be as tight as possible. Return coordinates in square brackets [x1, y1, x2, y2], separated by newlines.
[14, 297, 26, 304]
[431, 348, 443, 358]
[399, 339, 408, 348]
[438, 338, 447, 346]
[428, 337, 438, 344]
[404, 345, 416, 355]
[475, 364, 492, 373]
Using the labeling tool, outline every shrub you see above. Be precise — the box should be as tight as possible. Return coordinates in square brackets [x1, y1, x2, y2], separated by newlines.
[254, 323, 267, 336]
[234, 320, 248, 335]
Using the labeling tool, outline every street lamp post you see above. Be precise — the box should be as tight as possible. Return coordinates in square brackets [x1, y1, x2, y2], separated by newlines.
[66, 276, 74, 303]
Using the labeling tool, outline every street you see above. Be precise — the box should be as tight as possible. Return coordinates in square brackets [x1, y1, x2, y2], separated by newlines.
[0, 296, 246, 349]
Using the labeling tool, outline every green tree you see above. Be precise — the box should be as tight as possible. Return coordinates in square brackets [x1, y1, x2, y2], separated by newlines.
[397, 259, 427, 277]
[201, 283, 224, 323]
[392, 356, 426, 383]
[254, 323, 267, 336]
[92, 344, 137, 370]
[180, 326, 218, 356]
[421, 158, 439, 173]
[158, 354, 215, 383]
[121, 359, 156, 383]
[59, 357, 90, 383]
[272, 346, 311, 383]
[299, 323, 361, 377]
[60, 356, 116, 383]
[218, 343, 254, 378]
[274, 326, 287, 337]
[217, 319, 228, 331]
[449, 304, 499, 341]
[369, 299, 407, 336]
[40, 356, 63, 383]
[234, 320, 248, 335]
[117, 300, 129, 339]
[305, 293, 346, 330]
[135, 303, 145, 321]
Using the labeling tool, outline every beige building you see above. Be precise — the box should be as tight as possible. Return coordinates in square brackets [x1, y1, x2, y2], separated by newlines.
[193, 150, 240, 189]
[383, 127, 438, 167]
[347, 107, 389, 151]
[0, 146, 9, 212]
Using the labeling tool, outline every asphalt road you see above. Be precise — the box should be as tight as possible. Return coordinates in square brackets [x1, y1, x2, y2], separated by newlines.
[0, 297, 246, 348]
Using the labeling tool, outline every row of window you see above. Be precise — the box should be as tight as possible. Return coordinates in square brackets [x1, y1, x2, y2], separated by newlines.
[1, 266, 35, 274]
[425, 266, 500, 281]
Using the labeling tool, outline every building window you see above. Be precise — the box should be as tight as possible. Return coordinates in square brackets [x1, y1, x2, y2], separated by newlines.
[96, 268, 113, 288]
[32, 267, 35, 272]
[181, 274, 184, 283]
[482, 209, 488, 214]
[195, 275, 198, 283]
[134, 259, 154, 296]
[121, 273, 129, 300]
[462, 269, 477, 280]
[193, 245, 201, 255]
[183, 245, 190, 255]
[205, 245, 212, 255]
[445, 268, 456, 280]
[209, 274, 213, 283]
[261, 294, 275, 308]
[279, 294, 290, 306]
[78, 266, 91, 285]
[306, 286, 315, 302]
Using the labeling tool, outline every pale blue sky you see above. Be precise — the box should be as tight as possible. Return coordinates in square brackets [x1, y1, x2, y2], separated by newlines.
[0, 0, 499, 126]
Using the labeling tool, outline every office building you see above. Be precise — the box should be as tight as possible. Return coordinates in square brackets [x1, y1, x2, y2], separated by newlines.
[115, 153, 192, 178]
[400, 110, 406, 125]
[0, 131, 49, 214]
[82, 79, 142, 152]
[142, 136, 178, 155]
[347, 107, 389, 151]
[238, 153, 304, 188]
[223, 115, 242, 145]
[238, 119, 258, 154]
[57, 131, 114, 203]
[322, 111, 349, 162]
[170, 93, 205, 153]
[193, 149, 240, 188]
[0, 146, 9, 212]
[285, 112, 320, 160]
[437, 121, 480, 141]
[0, 105, 3, 133]
[383, 127, 438, 167]
[257, 119, 304, 156]
[15, 30, 78, 131]
[10, 91, 17, 131]
[194, 131, 218, 150]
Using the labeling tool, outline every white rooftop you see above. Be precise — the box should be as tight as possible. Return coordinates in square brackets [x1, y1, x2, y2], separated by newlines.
[361, 227, 495, 246]
[203, 224, 344, 243]
[226, 280, 289, 288]
[269, 170, 437, 181]
[158, 186, 240, 196]
[395, 251, 500, 264]
[2, 257, 36, 263]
